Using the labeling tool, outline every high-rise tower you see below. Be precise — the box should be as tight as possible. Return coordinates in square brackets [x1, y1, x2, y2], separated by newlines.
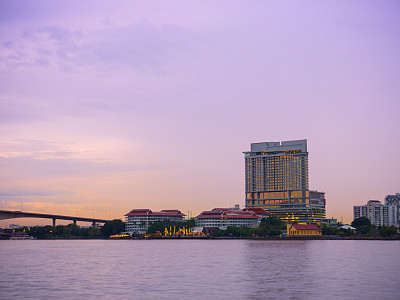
[243, 139, 325, 223]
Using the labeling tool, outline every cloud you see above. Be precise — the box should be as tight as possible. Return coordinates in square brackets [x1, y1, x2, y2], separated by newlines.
[0, 189, 69, 198]
[0, 139, 79, 158]
[0, 138, 173, 182]
[0, 19, 200, 124]
[1, 21, 194, 72]
[0, 155, 167, 179]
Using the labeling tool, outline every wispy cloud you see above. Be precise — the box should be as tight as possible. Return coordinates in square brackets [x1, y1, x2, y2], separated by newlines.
[0, 139, 79, 158]
[1, 22, 194, 72]
[0, 189, 69, 198]
[0, 155, 157, 178]
[0, 138, 172, 180]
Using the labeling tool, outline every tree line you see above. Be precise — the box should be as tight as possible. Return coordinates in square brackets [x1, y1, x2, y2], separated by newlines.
[15, 219, 125, 239]
[146, 219, 195, 234]
[322, 217, 398, 237]
[145, 217, 287, 237]
[14, 216, 398, 239]
[214, 217, 287, 237]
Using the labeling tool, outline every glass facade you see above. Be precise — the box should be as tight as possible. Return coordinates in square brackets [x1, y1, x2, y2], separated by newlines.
[244, 140, 325, 223]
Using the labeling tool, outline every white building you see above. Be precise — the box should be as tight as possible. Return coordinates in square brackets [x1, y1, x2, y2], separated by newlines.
[125, 209, 186, 234]
[384, 193, 400, 225]
[194, 208, 261, 231]
[353, 200, 397, 227]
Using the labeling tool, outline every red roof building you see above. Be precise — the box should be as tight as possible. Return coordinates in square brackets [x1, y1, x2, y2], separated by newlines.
[243, 207, 270, 218]
[195, 208, 261, 230]
[286, 223, 322, 236]
[125, 209, 186, 234]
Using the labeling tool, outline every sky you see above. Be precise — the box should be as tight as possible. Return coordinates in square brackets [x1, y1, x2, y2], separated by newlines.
[1, 1, 399, 226]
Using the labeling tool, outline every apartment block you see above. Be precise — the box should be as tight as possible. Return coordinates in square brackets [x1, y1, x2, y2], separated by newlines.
[353, 200, 397, 227]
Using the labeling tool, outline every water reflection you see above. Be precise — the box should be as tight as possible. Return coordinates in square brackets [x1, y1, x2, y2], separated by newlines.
[1, 240, 399, 299]
[243, 241, 313, 299]
[243, 240, 400, 299]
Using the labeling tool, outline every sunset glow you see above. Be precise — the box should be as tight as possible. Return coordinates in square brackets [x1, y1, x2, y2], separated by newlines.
[1, 1, 399, 226]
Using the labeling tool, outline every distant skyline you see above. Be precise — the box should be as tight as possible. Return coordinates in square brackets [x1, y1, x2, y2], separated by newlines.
[1, 1, 399, 226]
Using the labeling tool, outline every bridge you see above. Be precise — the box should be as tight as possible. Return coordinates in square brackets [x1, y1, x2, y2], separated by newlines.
[0, 209, 110, 227]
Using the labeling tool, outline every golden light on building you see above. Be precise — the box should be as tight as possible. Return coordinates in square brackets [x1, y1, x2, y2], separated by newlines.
[244, 140, 326, 223]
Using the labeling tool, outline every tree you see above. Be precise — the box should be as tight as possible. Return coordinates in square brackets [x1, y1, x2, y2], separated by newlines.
[351, 217, 371, 228]
[378, 226, 398, 237]
[87, 227, 101, 238]
[321, 225, 338, 235]
[238, 226, 253, 237]
[220, 226, 243, 237]
[268, 228, 282, 236]
[146, 219, 194, 234]
[25, 225, 54, 239]
[261, 216, 286, 228]
[255, 216, 286, 236]
[63, 223, 80, 237]
[337, 228, 353, 237]
[357, 225, 372, 235]
[55, 225, 64, 236]
[100, 219, 125, 237]
[351, 217, 372, 235]
[146, 220, 173, 234]
[369, 225, 378, 237]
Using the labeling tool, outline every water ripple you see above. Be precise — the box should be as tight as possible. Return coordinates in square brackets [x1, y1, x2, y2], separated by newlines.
[1, 240, 399, 299]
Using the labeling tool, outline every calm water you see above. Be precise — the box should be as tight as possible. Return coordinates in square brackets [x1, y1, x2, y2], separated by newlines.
[1, 240, 399, 299]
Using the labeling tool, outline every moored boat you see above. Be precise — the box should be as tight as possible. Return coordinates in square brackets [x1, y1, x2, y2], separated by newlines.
[10, 232, 36, 240]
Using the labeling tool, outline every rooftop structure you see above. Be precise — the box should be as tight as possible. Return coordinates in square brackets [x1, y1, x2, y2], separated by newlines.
[243, 139, 325, 222]
[243, 207, 270, 218]
[125, 209, 186, 234]
[194, 208, 261, 230]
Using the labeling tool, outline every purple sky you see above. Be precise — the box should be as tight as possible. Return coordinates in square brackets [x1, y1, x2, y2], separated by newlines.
[1, 1, 399, 225]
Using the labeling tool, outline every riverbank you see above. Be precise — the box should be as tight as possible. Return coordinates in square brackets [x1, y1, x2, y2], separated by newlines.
[136, 235, 400, 241]
[2, 235, 399, 241]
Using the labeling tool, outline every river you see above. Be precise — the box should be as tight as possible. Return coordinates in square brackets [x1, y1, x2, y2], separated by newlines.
[1, 239, 399, 299]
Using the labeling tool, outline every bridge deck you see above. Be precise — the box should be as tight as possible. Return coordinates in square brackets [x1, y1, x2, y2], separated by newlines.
[0, 209, 109, 224]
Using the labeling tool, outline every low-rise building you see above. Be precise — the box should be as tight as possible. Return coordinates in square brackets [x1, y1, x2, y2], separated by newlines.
[321, 218, 338, 227]
[286, 223, 322, 236]
[195, 208, 261, 231]
[125, 209, 186, 234]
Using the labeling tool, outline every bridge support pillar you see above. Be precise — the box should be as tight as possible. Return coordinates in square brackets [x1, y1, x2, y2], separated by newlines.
[53, 218, 56, 228]
[73, 219, 76, 225]
[92, 221, 96, 227]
